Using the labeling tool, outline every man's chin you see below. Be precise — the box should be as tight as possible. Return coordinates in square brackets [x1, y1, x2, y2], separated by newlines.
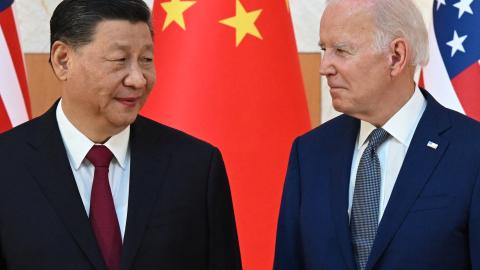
[109, 113, 138, 129]
[331, 98, 347, 113]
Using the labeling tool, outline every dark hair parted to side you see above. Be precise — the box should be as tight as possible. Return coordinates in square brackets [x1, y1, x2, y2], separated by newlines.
[50, 0, 152, 51]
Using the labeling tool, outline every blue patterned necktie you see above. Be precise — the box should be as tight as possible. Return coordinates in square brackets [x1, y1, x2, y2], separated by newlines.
[351, 128, 390, 270]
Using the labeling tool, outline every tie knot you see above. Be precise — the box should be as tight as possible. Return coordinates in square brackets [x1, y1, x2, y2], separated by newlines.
[86, 145, 113, 168]
[367, 128, 389, 149]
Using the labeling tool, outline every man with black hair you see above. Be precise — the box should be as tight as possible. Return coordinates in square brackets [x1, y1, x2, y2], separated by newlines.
[0, 1, 241, 269]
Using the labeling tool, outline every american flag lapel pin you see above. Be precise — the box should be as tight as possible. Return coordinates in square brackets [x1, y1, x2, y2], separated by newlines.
[427, 141, 438, 150]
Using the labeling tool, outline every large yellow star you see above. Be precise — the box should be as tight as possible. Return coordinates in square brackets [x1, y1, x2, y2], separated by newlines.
[219, 0, 263, 47]
[161, 0, 196, 31]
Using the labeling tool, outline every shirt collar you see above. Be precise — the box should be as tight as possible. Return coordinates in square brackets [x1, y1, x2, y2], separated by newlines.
[357, 86, 426, 149]
[56, 99, 130, 170]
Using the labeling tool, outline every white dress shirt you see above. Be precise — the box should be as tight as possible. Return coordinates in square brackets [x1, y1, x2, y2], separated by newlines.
[56, 100, 130, 239]
[348, 86, 427, 222]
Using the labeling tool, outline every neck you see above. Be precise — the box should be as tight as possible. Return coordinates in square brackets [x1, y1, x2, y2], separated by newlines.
[362, 78, 416, 127]
[61, 100, 122, 144]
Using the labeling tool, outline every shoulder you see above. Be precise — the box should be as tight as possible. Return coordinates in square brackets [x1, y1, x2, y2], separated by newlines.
[442, 107, 480, 145]
[0, 113, 52, 151]
[0, 100, 59, 152]
[422, 88, 480, 145]
[284, 114, 359, 163]
[132, 115, 218, 154]
[295, 114, 357, 145]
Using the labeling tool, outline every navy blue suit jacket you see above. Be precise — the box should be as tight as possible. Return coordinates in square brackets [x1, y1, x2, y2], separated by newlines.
[274, 90, 480, 270]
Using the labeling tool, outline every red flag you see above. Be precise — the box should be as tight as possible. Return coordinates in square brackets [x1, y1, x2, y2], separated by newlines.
[142, 0, 311, 268]
[0, 0, 30, 133]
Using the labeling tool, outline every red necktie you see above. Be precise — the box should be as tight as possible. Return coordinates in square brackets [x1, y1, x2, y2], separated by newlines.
[86, 145, 122, 270]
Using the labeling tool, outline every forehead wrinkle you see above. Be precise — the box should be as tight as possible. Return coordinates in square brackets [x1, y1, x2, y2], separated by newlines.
[321, 7, 375, 42]
[93, 21, 152, 40]
[105, 39, 153, 52]
[327, 0, 375, 15]
[109, 42, 131, 50]
[320, 0, 380, 57]
[324, 0, 376, 26]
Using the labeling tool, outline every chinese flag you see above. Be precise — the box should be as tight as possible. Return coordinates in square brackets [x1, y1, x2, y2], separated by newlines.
[142, 0, 311, 269]
[0, 0, 30, 133]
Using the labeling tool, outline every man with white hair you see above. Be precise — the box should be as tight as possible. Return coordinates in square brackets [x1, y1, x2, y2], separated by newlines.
[274, 0, 480, 269]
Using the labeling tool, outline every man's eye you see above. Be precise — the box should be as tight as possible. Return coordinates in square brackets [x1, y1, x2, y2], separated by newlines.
[107, 58, 126, 62]
[143, 57, 153, 63]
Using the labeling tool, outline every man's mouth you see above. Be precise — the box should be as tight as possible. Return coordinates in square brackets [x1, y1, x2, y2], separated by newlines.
[115, 97, 141, 107]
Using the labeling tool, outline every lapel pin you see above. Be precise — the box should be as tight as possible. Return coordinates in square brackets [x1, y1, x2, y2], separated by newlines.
[427, 141, 438, 150]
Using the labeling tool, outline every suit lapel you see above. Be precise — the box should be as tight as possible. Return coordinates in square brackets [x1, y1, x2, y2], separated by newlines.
[25, 104, 107, 270]
[366, 91, 451, 269]
[120, 118, 171, 270]
[329, 116, 359, 270]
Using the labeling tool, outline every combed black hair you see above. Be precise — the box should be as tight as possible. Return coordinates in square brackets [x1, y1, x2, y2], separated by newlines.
[50, 0, 152, 50]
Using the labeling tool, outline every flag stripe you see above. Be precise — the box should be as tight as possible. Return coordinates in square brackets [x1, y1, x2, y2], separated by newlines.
[422, 21, 465, 114]
[0, 26, 29, 126]
[451, 62, 480, 120]
[0, 6, 31, 119]
[0, 95, 12, 133]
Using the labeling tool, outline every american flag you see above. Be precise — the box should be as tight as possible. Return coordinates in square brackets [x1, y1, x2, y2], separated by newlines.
[0, 0, 30, 133]
[422, 0, 480, 121]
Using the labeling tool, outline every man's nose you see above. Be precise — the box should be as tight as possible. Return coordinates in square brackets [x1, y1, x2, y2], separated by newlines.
[124, 64, 147, 89]
[319, 52, 335, 76]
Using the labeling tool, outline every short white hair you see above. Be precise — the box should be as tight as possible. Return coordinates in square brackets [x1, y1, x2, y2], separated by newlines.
[325, 0, 429, 67]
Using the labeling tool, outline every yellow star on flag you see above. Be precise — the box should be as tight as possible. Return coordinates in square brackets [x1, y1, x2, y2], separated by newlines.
[161, 0, 196, 31]
[219, 0, 263, 47]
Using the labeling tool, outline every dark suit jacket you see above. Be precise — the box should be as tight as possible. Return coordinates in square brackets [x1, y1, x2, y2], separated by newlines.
[274, 90, 480, 270]
[0, 103, 242, 270]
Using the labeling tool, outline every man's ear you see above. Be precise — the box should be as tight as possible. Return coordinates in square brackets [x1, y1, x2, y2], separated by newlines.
[50, 41, 72, 81]
[388, 38, 409, 77]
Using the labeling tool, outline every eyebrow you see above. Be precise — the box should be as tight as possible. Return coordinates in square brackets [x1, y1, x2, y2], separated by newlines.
[333, 42, 350, 48]
[109, 43, 154, 51]
[318, 42, 351, 48]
